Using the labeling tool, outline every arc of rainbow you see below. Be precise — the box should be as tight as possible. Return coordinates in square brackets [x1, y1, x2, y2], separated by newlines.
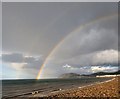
[13, 8, 71, 79]
[36, 13, 117, 79]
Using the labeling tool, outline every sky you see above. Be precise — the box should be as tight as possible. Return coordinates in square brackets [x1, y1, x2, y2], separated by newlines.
[1, 2, 119, 79]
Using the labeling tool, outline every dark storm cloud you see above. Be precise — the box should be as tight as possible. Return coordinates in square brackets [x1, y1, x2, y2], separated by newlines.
[2, 2, 118, 78]
[2, 2, 117, 56]
[51, 19, 118, 61]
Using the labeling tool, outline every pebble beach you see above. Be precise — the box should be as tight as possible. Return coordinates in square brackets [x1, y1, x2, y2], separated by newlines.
[46, 76, 119, 98]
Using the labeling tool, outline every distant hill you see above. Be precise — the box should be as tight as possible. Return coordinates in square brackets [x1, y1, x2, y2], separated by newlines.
[59, 73, 80, 78]
[59, 70, 120, 78]
[88, 70, 120, 76]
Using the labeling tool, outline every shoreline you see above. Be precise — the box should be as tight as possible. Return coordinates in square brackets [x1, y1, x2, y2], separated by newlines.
[32, 77, 117, 97]
[2, 77, 119, 98]
[45, 76, 119, 97]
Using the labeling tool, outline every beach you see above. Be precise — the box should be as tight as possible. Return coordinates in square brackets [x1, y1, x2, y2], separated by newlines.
[3, 77, 112, 98]
[44, 76, 119, 98]
[2, 77, 119, 98]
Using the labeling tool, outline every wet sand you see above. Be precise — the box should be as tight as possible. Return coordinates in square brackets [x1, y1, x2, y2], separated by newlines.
[45, 76, 119, 98]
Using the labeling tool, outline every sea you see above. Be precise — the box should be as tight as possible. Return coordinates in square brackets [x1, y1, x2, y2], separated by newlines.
[2, 77, 112, 98]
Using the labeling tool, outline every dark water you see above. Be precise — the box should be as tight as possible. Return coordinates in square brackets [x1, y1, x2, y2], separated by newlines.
[2, 77, 112, 98]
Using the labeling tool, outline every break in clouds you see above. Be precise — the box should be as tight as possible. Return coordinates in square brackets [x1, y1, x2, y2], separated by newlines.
[2, 2, 119, 79]
[2, 53, 43, 69]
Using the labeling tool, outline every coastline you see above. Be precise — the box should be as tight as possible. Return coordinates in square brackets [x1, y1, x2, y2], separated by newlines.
[2, 77, 119, 98]
[43, 76, 119, 98]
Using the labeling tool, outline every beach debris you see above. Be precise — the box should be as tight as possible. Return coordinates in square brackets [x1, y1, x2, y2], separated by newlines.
[53, 88, 62, 91]
[32, 91, 39, 95]
[59, 88, 62, 91]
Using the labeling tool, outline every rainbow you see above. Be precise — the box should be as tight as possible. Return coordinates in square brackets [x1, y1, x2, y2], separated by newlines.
[36, 13, 117, 79]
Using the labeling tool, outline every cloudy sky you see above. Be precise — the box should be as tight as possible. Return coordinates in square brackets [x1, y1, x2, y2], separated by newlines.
[1, 2, 119, 79]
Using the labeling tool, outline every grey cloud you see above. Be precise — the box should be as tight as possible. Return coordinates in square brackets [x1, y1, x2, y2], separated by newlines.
[63, 65, 118, 74]
[2, 53, 43, 62]
[41, 49, 118, 78]
[2, 2, 118, 78]
[22, 59, 43, 70]
[3, 2, 117, 55]
[50, 17, 118, 62]
[41, 22, 118, 77]
[2, 53, 43, 70]
[41, 62, 119, 78]
[24, 57, 36, 63]
[2, 53, 23, 63]
[59, 49, 118, 67]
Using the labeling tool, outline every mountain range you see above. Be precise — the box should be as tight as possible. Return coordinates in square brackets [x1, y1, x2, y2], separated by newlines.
[59, 70, 120, 78]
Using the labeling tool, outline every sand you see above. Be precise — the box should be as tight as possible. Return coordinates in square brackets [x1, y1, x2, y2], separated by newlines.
[45, 76, 119, 98]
